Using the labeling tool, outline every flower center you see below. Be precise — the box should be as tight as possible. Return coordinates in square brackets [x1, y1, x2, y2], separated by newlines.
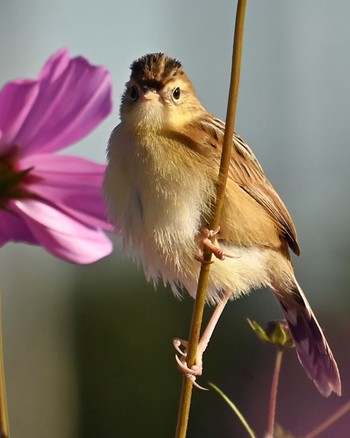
[0, 147, 34, 209]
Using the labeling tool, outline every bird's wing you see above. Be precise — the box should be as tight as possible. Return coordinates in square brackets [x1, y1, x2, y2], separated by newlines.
[181, 115, 300, 255]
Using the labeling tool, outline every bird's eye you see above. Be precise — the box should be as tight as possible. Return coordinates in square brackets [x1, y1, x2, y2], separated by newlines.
[172, 87, 181, 100]
[129, 85, 139, 101]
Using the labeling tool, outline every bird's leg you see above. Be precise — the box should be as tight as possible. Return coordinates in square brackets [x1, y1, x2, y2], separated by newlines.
[173, 289, 232, 389]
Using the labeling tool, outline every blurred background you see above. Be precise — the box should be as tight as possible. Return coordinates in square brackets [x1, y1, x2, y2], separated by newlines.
[0, 0, 349, 436]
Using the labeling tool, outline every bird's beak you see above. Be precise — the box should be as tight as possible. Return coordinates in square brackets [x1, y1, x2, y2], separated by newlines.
[141, 86, 159, 101]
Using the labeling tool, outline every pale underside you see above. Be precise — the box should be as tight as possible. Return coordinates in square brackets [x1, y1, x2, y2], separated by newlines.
[104, 121, 294, 304]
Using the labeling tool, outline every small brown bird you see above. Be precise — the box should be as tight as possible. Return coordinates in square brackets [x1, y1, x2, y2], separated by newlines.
[104, 52, 341, 397]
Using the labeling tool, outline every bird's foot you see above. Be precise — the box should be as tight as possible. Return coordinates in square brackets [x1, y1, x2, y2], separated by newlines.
[200, 227, 225, 260]
[173, 338, 208, 391]
[196, 226, 235, 262]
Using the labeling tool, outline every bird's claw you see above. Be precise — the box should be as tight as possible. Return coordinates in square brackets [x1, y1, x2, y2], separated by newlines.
[173, 338, 208, 391]
[175, 354, 208, 391]
[201, 227, 225, 260]
[196, 226, 235, 261]
[173, 338, 188, 356]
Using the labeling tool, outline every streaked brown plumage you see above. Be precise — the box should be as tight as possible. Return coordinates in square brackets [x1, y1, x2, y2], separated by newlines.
[104, 53, 341, 397]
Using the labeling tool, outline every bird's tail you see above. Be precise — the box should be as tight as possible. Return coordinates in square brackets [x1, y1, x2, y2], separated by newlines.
[273, 279, 341, 397]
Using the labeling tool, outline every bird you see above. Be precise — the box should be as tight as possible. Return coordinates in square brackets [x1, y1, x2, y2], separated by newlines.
[103, 52, 341, 397]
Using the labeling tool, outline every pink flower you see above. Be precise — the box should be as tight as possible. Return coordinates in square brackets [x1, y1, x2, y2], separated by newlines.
[0, 49, 113, 263]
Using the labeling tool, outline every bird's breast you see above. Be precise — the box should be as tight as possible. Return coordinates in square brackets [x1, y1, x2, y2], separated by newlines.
[104, 127, 215, 279]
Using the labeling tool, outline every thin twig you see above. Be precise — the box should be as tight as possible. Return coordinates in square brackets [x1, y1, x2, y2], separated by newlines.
[303, 400, 350, 438]
[175, 1, 248, 437]
[0, 295, 9, 438]
[266, 348, 284, 437]
[209, 382, 256, 438]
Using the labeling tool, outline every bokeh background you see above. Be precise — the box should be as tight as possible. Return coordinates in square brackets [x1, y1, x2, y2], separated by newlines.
[1, 0, 349, 437]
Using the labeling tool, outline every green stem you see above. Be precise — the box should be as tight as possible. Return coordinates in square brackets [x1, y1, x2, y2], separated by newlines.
[174, 1, 248, 437]
[0, 295, 9, 438]
[267, 348, 284, 437]
[209, 383, 256, 438]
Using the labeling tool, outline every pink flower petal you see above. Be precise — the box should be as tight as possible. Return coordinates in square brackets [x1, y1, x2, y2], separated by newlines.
[20, 152, 105, 179]
[39, 48, 71, 83]
[0, 49, 70, 152]
[0, 80, 40, 154]
[14, 199, 112, 264]
[0, 49, 114, 263]
[0, 48, 112, 157]
[20, 154, 112, 230]
[0, 208, 38, 246]
[19, 49, 112, 156]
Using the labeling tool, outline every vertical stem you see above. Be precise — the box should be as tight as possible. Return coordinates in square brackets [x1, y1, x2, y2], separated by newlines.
[175, 262, 211, 438]
[175, 1, 248, 437]
[266, 348, 284, 437]
[0, 295, 9, 438]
